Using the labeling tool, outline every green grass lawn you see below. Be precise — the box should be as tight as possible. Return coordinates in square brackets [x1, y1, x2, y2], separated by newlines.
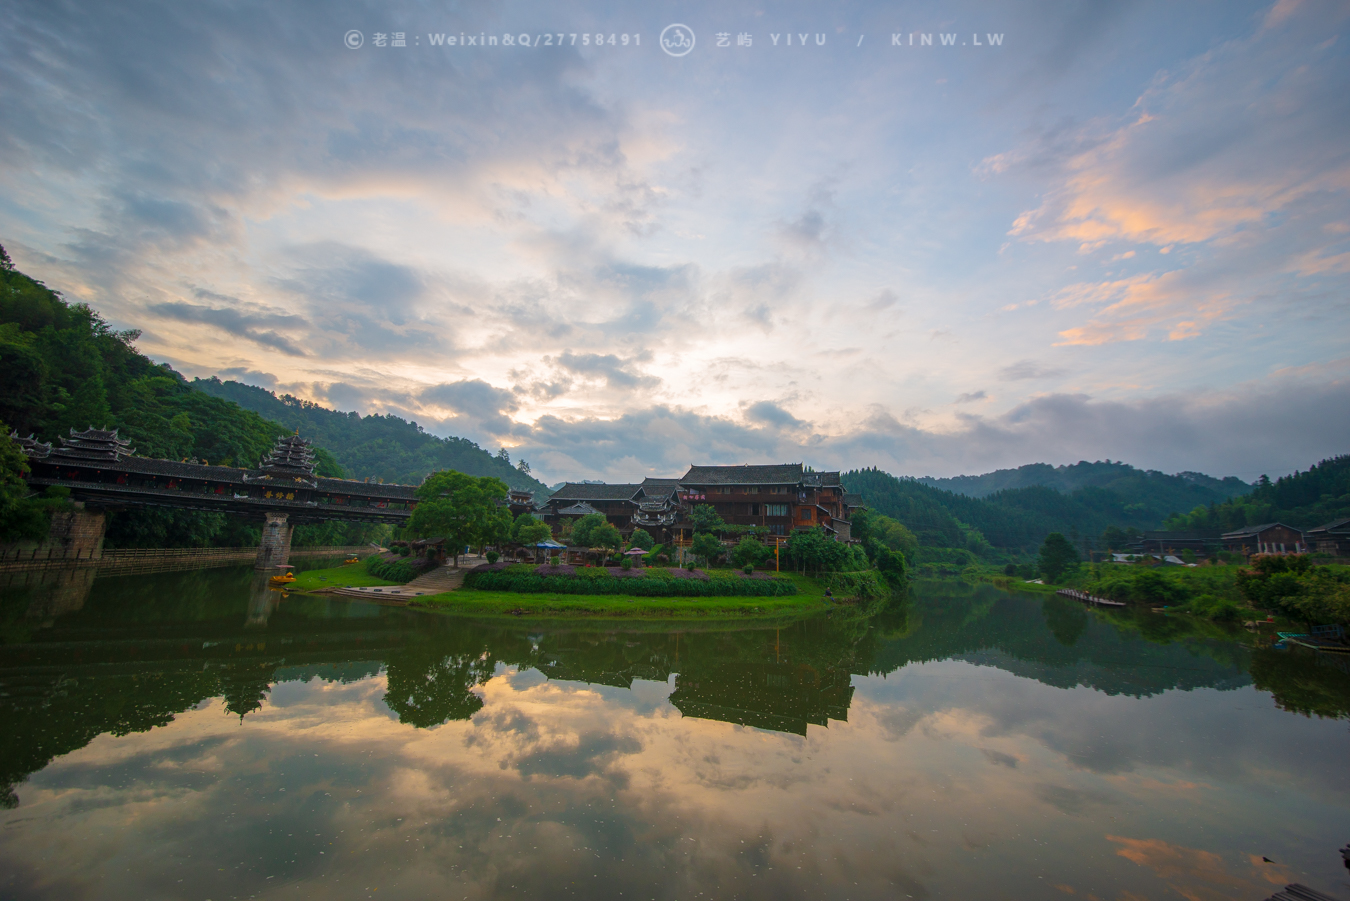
[413, 570, 833, 619]
[289, 561, 400, 591]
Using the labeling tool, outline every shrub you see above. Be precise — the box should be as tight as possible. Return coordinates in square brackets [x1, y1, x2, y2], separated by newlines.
[629, 528, 654, 550]
[365, 554, 417, 583]
[1186, 593, 1246, 623]
[621, 557, 632, 571]
[823, 570, 886, 601]
[463, 569, 797, 597]
[743, 564, 753, 575]
[486, 550, 500, 564]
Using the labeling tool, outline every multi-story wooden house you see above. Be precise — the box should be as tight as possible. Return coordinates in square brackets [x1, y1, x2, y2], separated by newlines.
[534, 463, 858, 545]
[674, 464, 851, 540]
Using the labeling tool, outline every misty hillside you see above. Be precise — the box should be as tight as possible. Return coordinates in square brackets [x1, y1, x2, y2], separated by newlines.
[918, 460, 1248, 504]
[192, 378, 548, 494]
[1164, 454, 1350, 531]
[845, 464, 1253, 556]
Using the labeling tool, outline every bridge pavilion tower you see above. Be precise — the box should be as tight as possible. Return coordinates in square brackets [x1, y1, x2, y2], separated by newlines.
[252, 434, 318, 570]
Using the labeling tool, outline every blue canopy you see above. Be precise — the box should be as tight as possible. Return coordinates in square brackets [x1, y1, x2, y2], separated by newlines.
[535, 539, 566, 549]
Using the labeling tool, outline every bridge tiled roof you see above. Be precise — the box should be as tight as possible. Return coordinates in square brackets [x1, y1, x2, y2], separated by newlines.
[32, 455, 418, 499]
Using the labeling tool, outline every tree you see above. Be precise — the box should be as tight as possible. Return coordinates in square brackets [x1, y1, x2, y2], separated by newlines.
[0, 426, 48, 542]
[513, 516, 552, 547]
[687, 504, 725, 535]
[591, 522, 622, 551]
[730, 535, 768, 569]
[1037, 532, 1080, 583]
[516, 459, 531, 474]
[570, 513, 607, 548]
[691, 532, 724, 568]
[408, 470, 509, 566]
[628, 528, 654, 550]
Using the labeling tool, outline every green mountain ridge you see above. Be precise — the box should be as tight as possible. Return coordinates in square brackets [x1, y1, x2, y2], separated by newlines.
[844, 462, 1256, 556]
[1164, 454, 1350, 532]
[918, 460, 1248, 502]
[191, 377, 548, 495]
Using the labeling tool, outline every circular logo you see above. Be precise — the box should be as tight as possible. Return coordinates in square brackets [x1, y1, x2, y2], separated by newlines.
[344, 29, 364, 49]
[660, 24, 695, 57]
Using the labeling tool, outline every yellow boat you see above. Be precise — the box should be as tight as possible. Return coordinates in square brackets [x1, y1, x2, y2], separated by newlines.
[269, 565, 296, 584]
[344, 556, 360, 565]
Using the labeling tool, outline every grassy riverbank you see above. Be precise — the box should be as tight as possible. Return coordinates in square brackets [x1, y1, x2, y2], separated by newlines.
[413, 571, 832, 619]
[289, 561, 400, 591]
[968, 560, 1350, 625]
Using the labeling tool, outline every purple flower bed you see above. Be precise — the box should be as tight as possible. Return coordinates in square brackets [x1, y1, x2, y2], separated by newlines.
[533, 564, 577, 576]
[659, 567, 711, 581]
[471, 561, 511, 573]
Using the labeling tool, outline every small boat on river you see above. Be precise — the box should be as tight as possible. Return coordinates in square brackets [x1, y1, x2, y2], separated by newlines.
[1275, 625, 1349, 654]
[269, 565, 296, 585]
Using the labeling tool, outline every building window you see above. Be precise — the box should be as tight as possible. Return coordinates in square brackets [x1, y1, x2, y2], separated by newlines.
[800, 508, 812, 521]
[765, 504, 788, 517]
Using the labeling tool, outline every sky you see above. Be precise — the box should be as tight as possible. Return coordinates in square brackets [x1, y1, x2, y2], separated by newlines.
[1, 0, 1348, 483]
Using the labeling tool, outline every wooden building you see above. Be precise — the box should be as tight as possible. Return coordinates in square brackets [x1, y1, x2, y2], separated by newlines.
[1221, 523, 1306, 556]
[674, 464, 851, 540]
[1305, 518, 1350, 557]
[1133, 530, 1224, 557]
[539, 483, 646, 533]
[534, 463, 859, 546]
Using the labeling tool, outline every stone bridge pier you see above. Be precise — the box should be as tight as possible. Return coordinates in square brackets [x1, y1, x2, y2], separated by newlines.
[254, 513, 294, 570]
[47, 503, 106, 559]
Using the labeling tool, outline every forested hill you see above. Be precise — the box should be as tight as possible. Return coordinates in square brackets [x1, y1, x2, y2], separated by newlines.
[918, 459, 1248, 505]
[1164, 454, 1350, 532]
[0, 245, 348, 547]
[192, 378, 547, 494]
[844, 466, 1249, 555]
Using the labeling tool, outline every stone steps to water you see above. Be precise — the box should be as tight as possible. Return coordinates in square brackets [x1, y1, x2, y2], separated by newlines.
[322, 555, 485, 603]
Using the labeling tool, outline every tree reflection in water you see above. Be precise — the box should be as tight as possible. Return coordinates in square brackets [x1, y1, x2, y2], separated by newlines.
[2, 568, 1349, 809]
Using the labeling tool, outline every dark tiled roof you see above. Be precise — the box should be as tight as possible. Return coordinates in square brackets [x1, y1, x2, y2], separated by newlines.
[636, 478, 682, 499]
[680, 464, 804, 486]
[1307, 518, 1350, 534]
[1142, 530, 1223, 540]
[549, 483, 643, 501]
[315, 478, 418, 499]
[557, 502, 602, 516]
[843, 493, 865, 507]
[1221, 523, 1303, 539]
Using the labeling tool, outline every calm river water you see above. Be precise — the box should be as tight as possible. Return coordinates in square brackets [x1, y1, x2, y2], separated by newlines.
[2, 566, 1348, 900]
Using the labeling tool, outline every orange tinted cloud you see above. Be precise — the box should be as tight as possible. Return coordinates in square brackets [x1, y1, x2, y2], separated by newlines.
[1051, 272, 1233, 346]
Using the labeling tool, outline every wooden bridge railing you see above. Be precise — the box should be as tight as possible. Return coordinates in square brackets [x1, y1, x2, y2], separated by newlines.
[0, 545, 374, 575]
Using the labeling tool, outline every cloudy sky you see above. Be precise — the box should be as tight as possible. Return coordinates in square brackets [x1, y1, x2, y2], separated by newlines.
[2, 0, 1348, 482]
